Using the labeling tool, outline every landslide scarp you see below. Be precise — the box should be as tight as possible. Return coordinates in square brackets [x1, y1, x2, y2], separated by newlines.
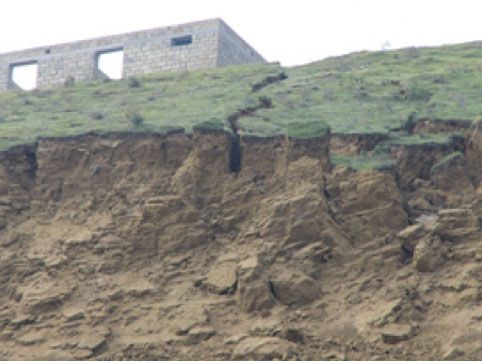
[0, 123, 481, 360]
[0, 41, 482, 361]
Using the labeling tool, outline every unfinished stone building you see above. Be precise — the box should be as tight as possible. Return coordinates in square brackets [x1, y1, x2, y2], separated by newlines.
[0, 18, 265, 91]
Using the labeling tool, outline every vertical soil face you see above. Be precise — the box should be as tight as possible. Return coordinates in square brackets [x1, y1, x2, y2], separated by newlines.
[32, 132, 193, 210]
[229, 134, 242, 173]
[0, 129, 481, 361]
[330, 133, 389, 155]
[0, 145, 36, 229]
[465, 119, 482, 185]
[391, 142, 459, 190]
[0, 145, 36, 193]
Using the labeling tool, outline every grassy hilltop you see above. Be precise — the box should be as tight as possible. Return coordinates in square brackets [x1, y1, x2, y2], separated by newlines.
[1, 41, 481, 168]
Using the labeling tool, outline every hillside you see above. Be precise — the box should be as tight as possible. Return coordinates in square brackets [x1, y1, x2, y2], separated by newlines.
[1, 42, 482, 161]
[0, 42, 482, 360]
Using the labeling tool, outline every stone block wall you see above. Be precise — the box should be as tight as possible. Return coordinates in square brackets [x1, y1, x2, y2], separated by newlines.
[217, 20, 265, 66]
[0, 19, 265, 92]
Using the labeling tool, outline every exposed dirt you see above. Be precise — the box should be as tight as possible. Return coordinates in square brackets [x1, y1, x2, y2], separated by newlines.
[0, 126, 482, 361]
[391, 139, 464, 191]
[410, 118, 472, 135]
[330, 133, 389, 155]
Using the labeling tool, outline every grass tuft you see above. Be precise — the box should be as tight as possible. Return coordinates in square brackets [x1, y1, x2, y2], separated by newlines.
[286, 120, 330, 139]
[127, 111, 144, 127]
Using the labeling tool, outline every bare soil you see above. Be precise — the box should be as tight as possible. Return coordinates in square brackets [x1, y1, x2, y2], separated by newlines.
[0, 128, 481, 360]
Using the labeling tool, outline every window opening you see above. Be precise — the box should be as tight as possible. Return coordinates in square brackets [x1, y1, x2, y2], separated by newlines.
[96, 48, 124, 80]
[171, 35, 193, 47]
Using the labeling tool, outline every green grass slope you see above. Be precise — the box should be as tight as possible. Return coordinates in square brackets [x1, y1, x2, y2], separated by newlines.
[0, 41, 481, 156]
[254, 42, 482, 135]
[0, 64, 281, 150]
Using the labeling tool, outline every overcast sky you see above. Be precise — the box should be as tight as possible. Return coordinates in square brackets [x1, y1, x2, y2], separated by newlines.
[1, 0, 481, 66]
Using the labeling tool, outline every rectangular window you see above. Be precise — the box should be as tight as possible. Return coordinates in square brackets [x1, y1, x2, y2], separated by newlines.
[171, 35, 193, 47]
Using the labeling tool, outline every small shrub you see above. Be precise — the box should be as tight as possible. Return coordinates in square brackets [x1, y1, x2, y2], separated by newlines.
[258, 96, 273, 108]
[406, 85, 433, 102]
[453, 94, 466, 108]
[404, 111, 418, 133]
[127, 111, 144, 127]
[242, 97, 258, 109]
[407, 111, 417, 123]
[406, 47, 421, 59]
[92, 90, 102, 98]
[355, 87, 369, 99]
[432, 75, 447, 84]
[64, 75, 75, 88]
[128, 76, 142, 88]
[323, 89, 336, 101]
[90, 111, 104, 120]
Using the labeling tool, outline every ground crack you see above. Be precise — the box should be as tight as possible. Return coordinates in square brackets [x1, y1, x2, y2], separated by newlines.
[226, 71, 287, 173]
[226, 96, 274, 173]
[251, 71, 288, 92]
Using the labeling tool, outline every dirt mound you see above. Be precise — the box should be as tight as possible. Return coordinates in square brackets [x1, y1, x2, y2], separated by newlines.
[0, 128, 482, 360]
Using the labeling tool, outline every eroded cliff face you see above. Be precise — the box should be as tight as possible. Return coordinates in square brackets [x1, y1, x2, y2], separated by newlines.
[0, 128, 481, 361]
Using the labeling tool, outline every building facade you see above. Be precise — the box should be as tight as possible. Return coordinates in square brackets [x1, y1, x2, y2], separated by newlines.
[0, 19, 265, 92]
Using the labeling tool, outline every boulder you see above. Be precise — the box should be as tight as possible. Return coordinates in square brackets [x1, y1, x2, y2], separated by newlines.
[237, 255, 276, 313]
[381, 324, 415, 344]
[333, 172, 407, 240]
[29, 351, 75, 361]
[10, 314, 36, 329]
[232, 337, 295, 360]
[238, 256, 260, 273]
[284, 185, 327, 244]
[16, 330, 45, 346]
[224, 333, 248, 345]
[238, 280, 276, 313]
[408, 196, 432, 212]
[279, 328, 304, 344]
[413, 237, 443, 272]
[397, 224, 426, 255]
[442, 347, 465, 360]
[62, 305, 85, 322]
[172, 307, 209, 335]
[75, 333, 108, 358]
[185, 326, 216, 345]
[204, 262, 238, 295]
[268, 268, 320, 307]
[77, 334, 108, 353]
[397, 224, 424, 243]
[370, 298, 404, 327]
[434, 208, 479, 241]
[22, 290, 68, 316]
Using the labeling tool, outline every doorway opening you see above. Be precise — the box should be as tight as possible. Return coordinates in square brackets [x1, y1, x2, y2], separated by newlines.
[96, 48, 124, 80]
[9, 62, 38, 90]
